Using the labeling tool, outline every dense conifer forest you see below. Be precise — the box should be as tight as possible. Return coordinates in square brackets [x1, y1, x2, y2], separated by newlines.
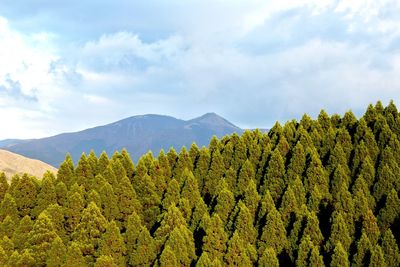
[1, 101, 400, 266]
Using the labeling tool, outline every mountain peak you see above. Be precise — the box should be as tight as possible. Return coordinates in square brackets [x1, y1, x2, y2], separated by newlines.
[188, 112, 239, 129]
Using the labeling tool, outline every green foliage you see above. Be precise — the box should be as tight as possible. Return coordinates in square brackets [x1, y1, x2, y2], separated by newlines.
[28, 212, 59, 265]
[3, 101, 400, 266]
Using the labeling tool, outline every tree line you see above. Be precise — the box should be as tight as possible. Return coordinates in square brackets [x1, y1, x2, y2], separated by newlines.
[0, 101, 400, 266]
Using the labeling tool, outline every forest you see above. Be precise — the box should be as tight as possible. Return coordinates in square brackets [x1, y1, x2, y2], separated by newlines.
[0, 101, 400, 266]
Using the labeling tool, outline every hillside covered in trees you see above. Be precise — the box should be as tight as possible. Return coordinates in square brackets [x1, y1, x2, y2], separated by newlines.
[1, 101, 400, 266]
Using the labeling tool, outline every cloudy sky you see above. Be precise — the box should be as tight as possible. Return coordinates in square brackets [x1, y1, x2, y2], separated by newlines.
[0, 0, 400, 139]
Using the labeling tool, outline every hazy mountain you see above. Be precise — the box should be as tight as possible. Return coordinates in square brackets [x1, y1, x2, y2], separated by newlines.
[1, 113, 243, 167]
[0, 149, 57, 179]
[0, 139, 32, 148]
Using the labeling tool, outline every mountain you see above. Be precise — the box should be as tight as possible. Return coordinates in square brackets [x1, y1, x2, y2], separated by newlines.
[0, 149, 57, 179]
[1, 113, 243, 167]
[0, 139, 32, 148]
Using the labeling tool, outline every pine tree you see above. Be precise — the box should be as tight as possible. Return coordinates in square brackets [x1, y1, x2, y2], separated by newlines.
[382, 229, 400, 267]
[352, 175, 376, 220]
[55, 181, 68, 207]
[164, 225, 196, 266]
[0, 215, 15, 239]
[12, 215, 33, 250]
[0, 245, 6, 266]
[296, 235, 313, 267]
[120, 148, 135, 178]
[264, 148, 285, 201]
[65, 191, 84, 234]
[162, 178, 180, 210]
[132, 171, 161, 227]
[13, 174, 38, 217]
[243, 179, 261, 221]
[129, 225, 157, 266]
[189, 143, 200, 166]
[27, 211, 59, 265]
[167, 148, 179, 172]
[181, 169, 202, 208]
[302, 211, 324, 246]
[64, 241, 86, 267]
[286, 142, 306, 183]
[378, 189, 400, 230]
[234, 202, 257, 245]
[330, 242, 349, 267]
[0, 236, 14, 259]
[75, 153, 95, 190]
[204, 149, 224, 197]
[172, 147, 193, 184]
[94, 255, 116, 267]
[193, 147, 210, 191]
[98, 221, 126, 266]
[202, 214, 228, 262]
[374, 164, 395, 203]
[0, 173, 9, 202]
[159, 245, 179, 267]
[352, 232, 372, 267]
[291, 176, 306, 207]
[224, 231, 252, 267]
[148, 159, 167, 198]
[369, 245, 386, 267]
[259, 206, 287, 256]
[98, 182, 119, 222]
[305, 149, 330, 197]
[325, 211, 352, 253]
[57, 154, 75, 188]
[196, 252, 212, 267]
[309, 246, 325, 267]
[0, 193, 19, 225]
[259, 246, 279, 267]
[46, 236, 66, 267]
[158, 149, 172, 180]
[87, 150, 99, 177]
[114, 175, 142, 226]
[155, 204, 187, 244]
[97, 151, 110, 175]
[237, 160, 256, 196]
[362, 209, 380, 245]
[231, 135, 247, 172]
[72, 202, 108, 262]
[12, 249, 36, 267]
[110, 159, 127, 182]
[32, 175, 57, 218]
[279, 185, 298, 228]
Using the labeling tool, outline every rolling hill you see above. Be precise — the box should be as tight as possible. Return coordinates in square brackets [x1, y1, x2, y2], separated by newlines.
[0, 149, 57, 179]
[1, 113, 243, 167]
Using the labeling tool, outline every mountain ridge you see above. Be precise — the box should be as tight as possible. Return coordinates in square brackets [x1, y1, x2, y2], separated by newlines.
[1, 113, 243, 167]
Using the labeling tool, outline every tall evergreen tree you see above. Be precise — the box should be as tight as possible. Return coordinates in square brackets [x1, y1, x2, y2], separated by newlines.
[259, 207, 287, 256]
[0, 173, 9, 202]
[224, 231, 252, 267]
[264, 148, 285, 201]
[98, 221, 126, 266]
[330, 242, 349, 267]
[382, 229, 400, 267]
[46, 236, 66, 267]
[202, 214, 228, 263]
[27, 212, 59, 265]
[72, 202, 108, 262]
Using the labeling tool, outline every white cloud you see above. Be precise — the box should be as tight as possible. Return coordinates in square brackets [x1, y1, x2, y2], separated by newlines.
[1, 1, 400, 139]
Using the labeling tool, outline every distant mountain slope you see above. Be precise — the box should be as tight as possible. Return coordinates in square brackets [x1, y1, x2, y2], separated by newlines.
[2, 113, 243, 167]
[0, 149, 57, 179]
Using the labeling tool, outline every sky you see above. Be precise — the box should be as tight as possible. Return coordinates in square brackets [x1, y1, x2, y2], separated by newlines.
[0, 0, 400, 139]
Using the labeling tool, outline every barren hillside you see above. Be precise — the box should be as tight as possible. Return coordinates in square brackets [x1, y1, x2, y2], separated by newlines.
[0, 149, 57, 179]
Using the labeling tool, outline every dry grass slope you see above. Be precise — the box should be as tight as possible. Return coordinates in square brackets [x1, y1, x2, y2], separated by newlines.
[0, 149, 57, 180]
